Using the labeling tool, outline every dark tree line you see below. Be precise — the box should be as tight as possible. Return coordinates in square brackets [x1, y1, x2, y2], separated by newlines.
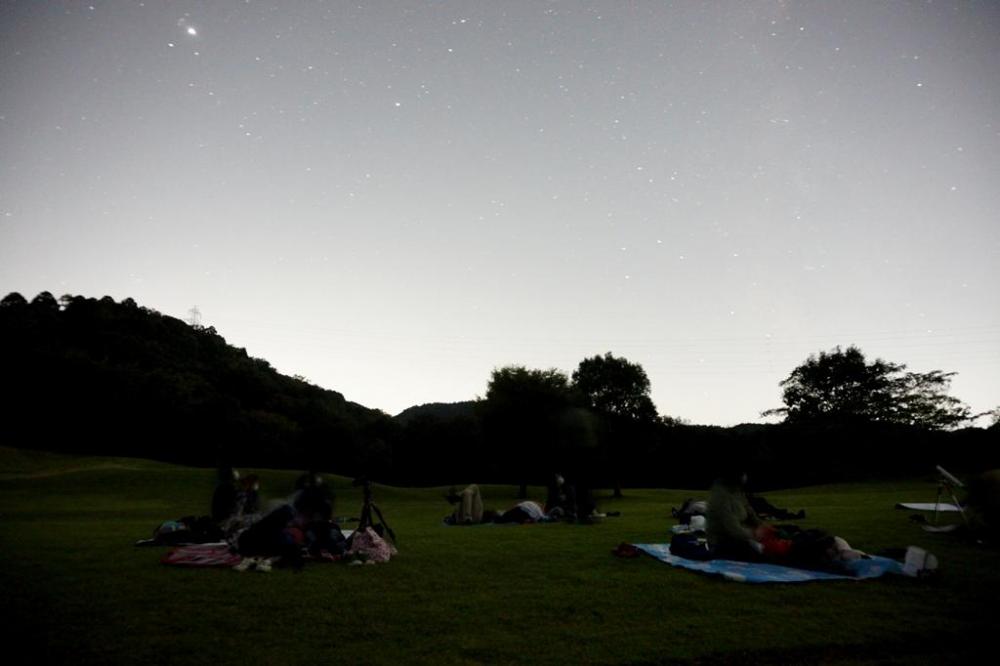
[390, 351, 997, 490]
[2, 291, 996, 490]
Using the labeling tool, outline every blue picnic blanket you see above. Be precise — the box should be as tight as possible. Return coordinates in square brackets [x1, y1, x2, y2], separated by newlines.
[633, 543, 904, 583]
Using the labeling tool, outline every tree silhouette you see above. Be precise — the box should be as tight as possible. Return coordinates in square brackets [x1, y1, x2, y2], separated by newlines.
[764, 345, 973, 430]
[0, 292, 27, 308]
[572, 352, 657, 422]
[30, 291, 59, 311]
[572, 352, 658, 497]
[482, 365, 574, 497]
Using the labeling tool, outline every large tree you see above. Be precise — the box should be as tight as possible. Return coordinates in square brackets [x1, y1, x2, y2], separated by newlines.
[481, 365, 574, 497]
[571, 352, 657, 422]
[764, 345, 973, 430]
[572, 352, 658, 497]
[0, 292, 27, 308]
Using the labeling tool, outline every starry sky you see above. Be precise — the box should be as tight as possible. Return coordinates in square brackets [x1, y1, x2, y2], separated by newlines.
[2, 1, 998, 425]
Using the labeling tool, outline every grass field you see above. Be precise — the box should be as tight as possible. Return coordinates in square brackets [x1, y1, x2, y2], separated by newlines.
[0, 446, 995, 664]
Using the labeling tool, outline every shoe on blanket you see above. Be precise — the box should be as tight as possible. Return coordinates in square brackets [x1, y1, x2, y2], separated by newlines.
[902, 546, 939, 578]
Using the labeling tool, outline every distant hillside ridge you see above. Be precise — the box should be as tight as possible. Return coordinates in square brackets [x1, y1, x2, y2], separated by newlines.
[394, 401, 478, 425]
[3, 291, 996, 489]
[0, 291, 396, 473]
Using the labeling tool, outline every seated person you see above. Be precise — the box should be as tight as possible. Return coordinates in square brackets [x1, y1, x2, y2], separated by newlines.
[548, 472, 605, 523]
[545, 474, 571, 519]
[217, 471, 263, 536]
[293, 471, 333, 523]
[966, 469, 1000, 541]
[706, 470, 763, 560]
[237, 474, 261, 517]
[211, 466, 241, 525]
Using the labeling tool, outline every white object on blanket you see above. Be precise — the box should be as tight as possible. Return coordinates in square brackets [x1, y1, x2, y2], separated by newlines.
[902, 546, 938, 577]
[896, 502, 962, 512]
[671, 516, 707, 534]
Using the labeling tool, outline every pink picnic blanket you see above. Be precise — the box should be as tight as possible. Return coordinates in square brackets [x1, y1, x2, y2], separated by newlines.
[161, 543, 242, 568]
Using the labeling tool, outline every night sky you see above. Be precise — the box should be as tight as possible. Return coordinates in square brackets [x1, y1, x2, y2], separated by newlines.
[2, 1, 998, 425]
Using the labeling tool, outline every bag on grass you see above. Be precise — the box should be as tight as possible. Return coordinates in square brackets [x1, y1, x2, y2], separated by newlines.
[347, 527, 397, 563]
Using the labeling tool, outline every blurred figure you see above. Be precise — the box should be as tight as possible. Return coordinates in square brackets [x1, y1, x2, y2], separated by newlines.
[238, 474, 261, 516]
[211, 466, 240, 525]
[544, 473, 570, 519]
[706, 469, 763, 560]
[966, 469, 1000, 540]
[293, 470, 334, 523]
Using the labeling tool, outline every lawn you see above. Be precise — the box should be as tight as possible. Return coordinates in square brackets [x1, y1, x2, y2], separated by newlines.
[0, 446, 994, 664]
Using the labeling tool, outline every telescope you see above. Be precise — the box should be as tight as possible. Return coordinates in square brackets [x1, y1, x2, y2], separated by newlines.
[935, 465, 963, 488]
[928, 464, 967, 530]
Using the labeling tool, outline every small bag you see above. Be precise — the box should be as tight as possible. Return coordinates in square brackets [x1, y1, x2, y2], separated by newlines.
[347, 527, 397, 563]
[670, 532, 713, 561]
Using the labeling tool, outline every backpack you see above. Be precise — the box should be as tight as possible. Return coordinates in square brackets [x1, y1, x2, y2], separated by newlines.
[670, 532, 713, 561]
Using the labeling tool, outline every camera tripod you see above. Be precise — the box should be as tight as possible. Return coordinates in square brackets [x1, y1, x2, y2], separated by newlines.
[355, 478, 396, 543]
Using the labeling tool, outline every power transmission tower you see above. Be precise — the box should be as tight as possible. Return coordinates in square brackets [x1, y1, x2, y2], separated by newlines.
[187, 306, 202, 328]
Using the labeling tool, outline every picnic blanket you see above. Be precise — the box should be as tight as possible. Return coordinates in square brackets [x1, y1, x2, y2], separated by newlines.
[632, 543, 903, 583]
[161, 543, 242, 568]
[895, 502, 962, 512]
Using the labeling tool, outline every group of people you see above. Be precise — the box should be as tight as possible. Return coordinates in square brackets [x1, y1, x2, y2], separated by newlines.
[704, 470, 866, 567]
[148, 461, 996, 576]
[215, 468, 355, 566]
[140, 467, 357, 567]
[673, 468, 938, 576]
[210, 467, 261, 531]
[444, 473, 609, 525]
[443, 484, 552, 525]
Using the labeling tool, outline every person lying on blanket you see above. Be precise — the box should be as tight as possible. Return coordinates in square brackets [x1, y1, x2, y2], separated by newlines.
[494, 499, 549, 523]
[747, 491, 805, 521]
[445, 484, 486, 524]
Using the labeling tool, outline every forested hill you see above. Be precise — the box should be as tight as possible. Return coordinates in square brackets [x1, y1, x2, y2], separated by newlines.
[394, 401, 477, 425]
[0, 291, 395, 472]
